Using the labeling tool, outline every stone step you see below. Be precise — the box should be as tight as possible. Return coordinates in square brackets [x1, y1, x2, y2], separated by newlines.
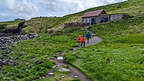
[57, 56, 64, 60]
[59, 68, 70, 72]
[48, 73, 54, 76]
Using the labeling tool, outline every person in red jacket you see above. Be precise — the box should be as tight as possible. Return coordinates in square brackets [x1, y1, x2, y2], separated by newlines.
[77, 35, 81, 46]
[81, 35, 86, 47]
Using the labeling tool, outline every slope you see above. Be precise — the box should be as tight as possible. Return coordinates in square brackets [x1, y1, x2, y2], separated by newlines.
[1, 0, 144, 81]
[63, 0, 144, 81]
[23, 0, 144, 34]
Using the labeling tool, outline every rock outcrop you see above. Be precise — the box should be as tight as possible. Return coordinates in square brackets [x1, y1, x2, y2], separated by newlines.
[0, 33, 38, 50]
[0, 33, 38, 72]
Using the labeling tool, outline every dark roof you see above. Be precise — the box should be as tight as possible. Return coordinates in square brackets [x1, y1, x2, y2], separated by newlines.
[82, 10, 106, 18]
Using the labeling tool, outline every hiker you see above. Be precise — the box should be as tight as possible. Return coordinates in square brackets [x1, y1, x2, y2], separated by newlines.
[81, 34, 86, 47]
[86, 32, 91, 43]
[77, 35, 81, 47]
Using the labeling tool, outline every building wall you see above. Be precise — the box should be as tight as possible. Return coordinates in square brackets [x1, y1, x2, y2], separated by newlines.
[82, 15, 109, 25]
[82, 13, 128, 25]
[82, 17, 90, 24]
[95, 15, 109, 24]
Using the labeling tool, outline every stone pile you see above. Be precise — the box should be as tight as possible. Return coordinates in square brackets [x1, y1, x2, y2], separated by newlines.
[0, 33, 13, 37]
[0, 33, 38, 72]
[0, 33, 38, 50]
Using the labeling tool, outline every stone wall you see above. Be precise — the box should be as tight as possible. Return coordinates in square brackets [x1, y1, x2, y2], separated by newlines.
[95, 15, 109, 24]
[0, 33, 38, 50]
[82, 13, 129, 25]
[110, 14, 125, 21]
[0, 33, 38, 71]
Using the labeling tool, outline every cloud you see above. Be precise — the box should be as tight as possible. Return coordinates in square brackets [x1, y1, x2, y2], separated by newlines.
[0, 0, 127, 21]
[0, 0, 38, 21]
[5, 0, 15, 9]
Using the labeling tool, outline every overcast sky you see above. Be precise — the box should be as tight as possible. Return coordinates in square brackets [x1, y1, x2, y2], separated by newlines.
[0, 0, 127, 21]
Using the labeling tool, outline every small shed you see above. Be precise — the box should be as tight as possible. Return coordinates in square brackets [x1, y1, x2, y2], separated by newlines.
[82, 10, 108, 25]
[82, 10, 130, 25]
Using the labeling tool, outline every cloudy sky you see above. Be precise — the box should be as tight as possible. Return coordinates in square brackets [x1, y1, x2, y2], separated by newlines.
[0, 0, 127, 21]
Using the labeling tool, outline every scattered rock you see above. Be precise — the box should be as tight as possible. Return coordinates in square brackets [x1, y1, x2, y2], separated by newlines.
[0, 33, 38, 71]
[52, 65, 57, 69]
[13, 62, 19, 66]
[48, 73, 54, 76]
[0, 62, 3, 66]
[35, 60, 43, 65]
[57, 56, 63, 60]
[3, 54, 8, 57]
[21, 54, 25, 56]
[0, 33, 38, 50]
[23, 68, 26, 72]
[28, 65, 33, 69]
[59, 68, 70, 72]
[61, 76, 65, 78]
[3, 60, 10, 65]
[0, 66, 2, 71]
[74, 75, 78, 78]
[10, 57, 15, 61]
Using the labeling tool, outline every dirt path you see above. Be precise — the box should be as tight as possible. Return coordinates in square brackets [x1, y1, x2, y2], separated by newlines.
[38, 27, 102, 81]
[50, 58, 91, 81]
[68, 65, 91, 81]
[44, 36, 102, 81]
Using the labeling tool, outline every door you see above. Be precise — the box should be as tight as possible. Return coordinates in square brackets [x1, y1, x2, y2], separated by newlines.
[91, 17, 95, 25]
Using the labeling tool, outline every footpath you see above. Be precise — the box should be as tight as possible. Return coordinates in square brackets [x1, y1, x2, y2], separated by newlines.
[38, 27, 102, 81]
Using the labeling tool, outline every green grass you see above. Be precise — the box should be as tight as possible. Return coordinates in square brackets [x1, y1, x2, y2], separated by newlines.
[0, 21, 22, 32]
[1, 0, 144, 81]
[0, 27, 84, 81]
[115, 34, 144, 44]
[64, 2, 144, 80]
[1, 0, 144, 34]
[64, 15, 144, 81]
[23, 17, 69, 33]
[66, 43, 144, 81]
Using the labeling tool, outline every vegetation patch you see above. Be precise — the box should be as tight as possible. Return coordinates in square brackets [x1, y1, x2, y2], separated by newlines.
[0, 27, 84, 81]
[115, 34, 144, 44]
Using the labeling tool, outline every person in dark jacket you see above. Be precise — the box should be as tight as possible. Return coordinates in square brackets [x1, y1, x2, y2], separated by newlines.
[86, 32, 91, 43]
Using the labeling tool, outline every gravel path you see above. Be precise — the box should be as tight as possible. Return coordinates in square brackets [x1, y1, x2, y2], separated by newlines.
[45, 37, 102, 81]
[86, 36, 102, 46]
[58, 36, 101, 81]
[39, 27, 102, 81]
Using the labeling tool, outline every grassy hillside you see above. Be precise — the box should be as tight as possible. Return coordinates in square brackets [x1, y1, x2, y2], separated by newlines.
[63, 0, 144, 81]
[0, 21, 22, 32]
[21, 0, 144, 34]
[39, 0, 144, 80]
[0, 27, 84, 81]
[1, 0, 144, 81]
[22, 15, 82, 34]
[65, 16, 144, 81]
[1, 0, 143, 34]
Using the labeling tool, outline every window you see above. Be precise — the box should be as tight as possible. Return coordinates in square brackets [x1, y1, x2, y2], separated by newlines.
[87, 18, 89, 23]
[83, 18, 87, 23]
